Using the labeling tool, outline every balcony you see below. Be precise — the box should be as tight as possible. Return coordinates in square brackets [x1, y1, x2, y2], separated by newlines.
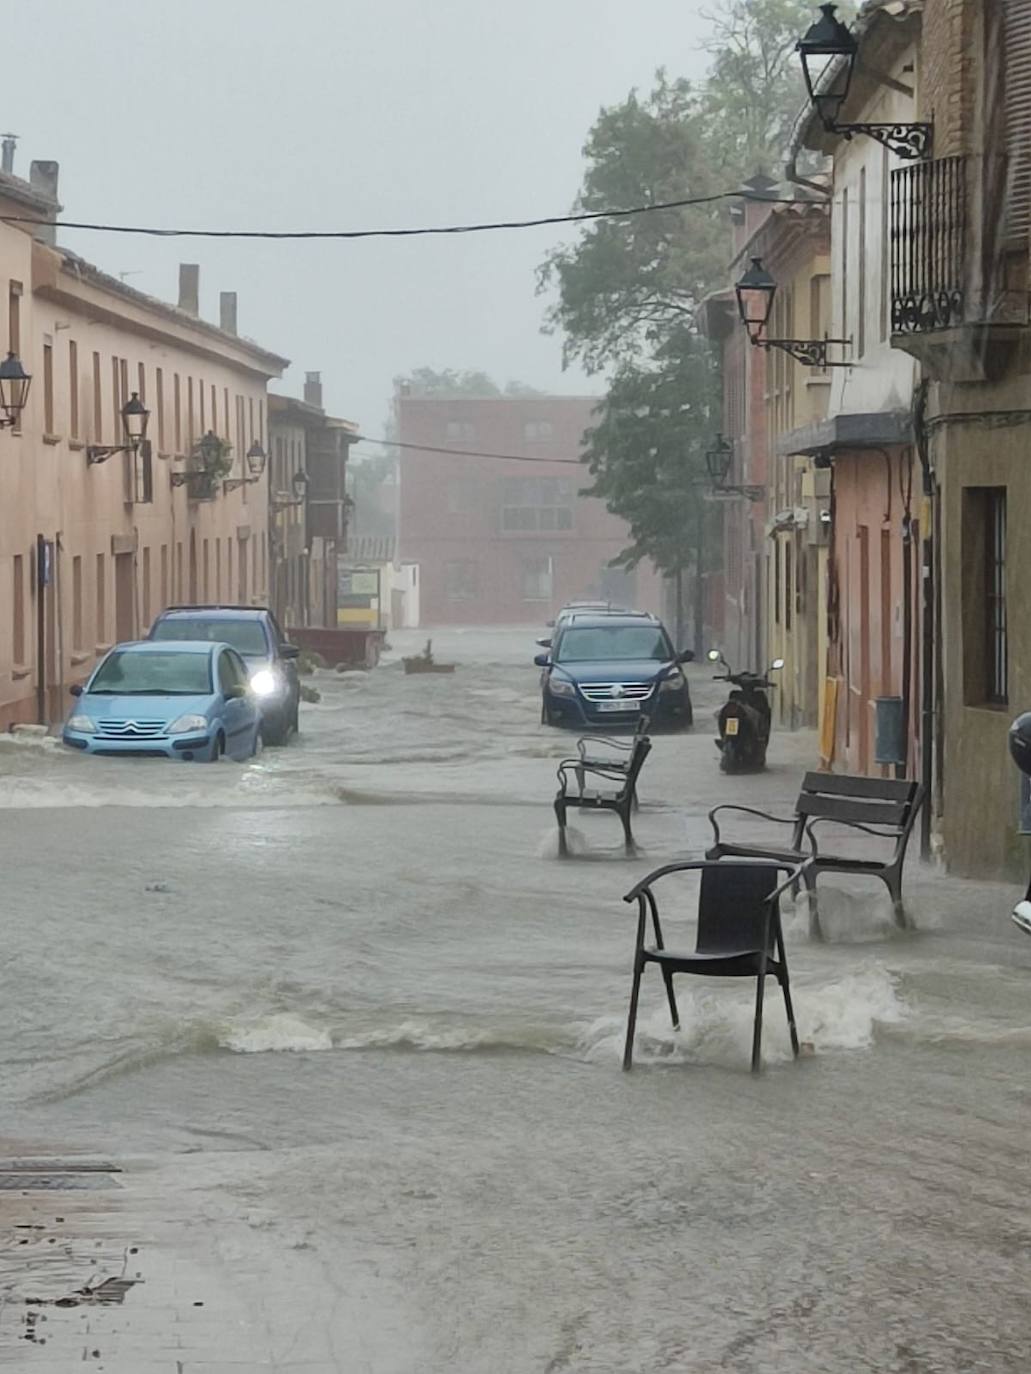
[890, 156, 1029, 381]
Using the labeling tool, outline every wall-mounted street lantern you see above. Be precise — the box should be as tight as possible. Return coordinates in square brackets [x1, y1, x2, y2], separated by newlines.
[0, 351, 31, 429]
[270, 469, 309, 511]
[705, 432, 764, 502]
[734, 257, 852, 368]
[87, 391, 150, 465]
[170, 430, 228, 496]
[223, 440, 268, 493]
[797, 4, 932, 160]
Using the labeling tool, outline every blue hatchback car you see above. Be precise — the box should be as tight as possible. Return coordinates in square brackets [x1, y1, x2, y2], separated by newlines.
[536, 613, 694, 730]
[62, 640, 261, 761]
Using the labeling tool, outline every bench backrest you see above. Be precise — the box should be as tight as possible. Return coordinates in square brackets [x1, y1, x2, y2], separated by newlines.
[797, 772, 924, 831]
[620, 735, 653, 796]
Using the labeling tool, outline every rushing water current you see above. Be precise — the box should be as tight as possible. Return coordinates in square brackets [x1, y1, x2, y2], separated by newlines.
[1, 627, 1030, 1371]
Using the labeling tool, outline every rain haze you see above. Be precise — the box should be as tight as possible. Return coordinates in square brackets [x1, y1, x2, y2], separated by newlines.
[8, 0, 713, 428]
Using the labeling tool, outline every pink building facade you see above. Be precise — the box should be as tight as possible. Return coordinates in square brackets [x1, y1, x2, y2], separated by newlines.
[0, 159, 287, 728]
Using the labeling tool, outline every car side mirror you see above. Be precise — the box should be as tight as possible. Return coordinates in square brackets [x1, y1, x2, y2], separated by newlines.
[677, 649, 695, 664]
[227, 684, 249, 699]
[534, 654, 551, 668]
[536, 638, 552, 649]
[69, 683, 83, 698]
[280, 644, 300, 660]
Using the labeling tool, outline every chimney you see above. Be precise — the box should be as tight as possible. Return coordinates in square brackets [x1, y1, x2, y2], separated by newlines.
[1, 134, 16, 176]
[178, 263, 200, 316]
[219, 291, 238, 335]
[304, 371, 323, 409]
[28, 161, 59, 246]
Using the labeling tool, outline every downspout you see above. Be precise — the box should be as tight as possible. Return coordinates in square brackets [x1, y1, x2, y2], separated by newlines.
[784, 150, 832, 200]
[913, 380, 936, 860]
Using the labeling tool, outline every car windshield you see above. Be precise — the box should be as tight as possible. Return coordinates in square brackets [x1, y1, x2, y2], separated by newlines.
[152, 618, 268, 656]
[556, 625, 671, 663]
[89, 650, 212, 695]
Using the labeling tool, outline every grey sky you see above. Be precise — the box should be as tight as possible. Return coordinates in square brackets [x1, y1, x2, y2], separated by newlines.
[9, 1, 713, 441]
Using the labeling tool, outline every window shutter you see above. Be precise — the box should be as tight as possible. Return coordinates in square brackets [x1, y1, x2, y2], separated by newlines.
[1003, 0, 1031, 243]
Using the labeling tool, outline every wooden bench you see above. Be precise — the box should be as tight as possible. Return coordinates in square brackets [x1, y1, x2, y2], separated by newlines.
[706, 772, 925, 932]
[555, 734, 652, 856]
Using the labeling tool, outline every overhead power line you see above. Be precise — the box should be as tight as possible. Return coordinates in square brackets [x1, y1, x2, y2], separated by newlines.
[354, 433, 584, 466]
[0, 188, 792, 242]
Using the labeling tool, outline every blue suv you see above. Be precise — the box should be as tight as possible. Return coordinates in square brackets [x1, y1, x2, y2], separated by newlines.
[536, 612, 694, 730]
[148, 605, 301, 745]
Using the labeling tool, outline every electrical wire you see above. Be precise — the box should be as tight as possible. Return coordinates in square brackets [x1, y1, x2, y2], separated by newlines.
[353, 433, 584, 465]
[0, 188, 792, 241]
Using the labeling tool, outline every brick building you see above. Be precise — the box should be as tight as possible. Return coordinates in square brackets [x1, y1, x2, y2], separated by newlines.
[396, 394, 664, 627]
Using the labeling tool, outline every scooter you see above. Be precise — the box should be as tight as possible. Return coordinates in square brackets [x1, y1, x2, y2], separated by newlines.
[1008, 711, 1031, 936]
[707, 650, 784, 774]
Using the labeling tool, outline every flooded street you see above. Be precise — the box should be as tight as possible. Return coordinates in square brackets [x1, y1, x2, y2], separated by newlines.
[2, 627, 1031, 1371]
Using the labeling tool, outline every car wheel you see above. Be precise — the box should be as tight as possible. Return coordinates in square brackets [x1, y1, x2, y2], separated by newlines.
[262, 713, 289, 747]
[210, 732, 225, 763]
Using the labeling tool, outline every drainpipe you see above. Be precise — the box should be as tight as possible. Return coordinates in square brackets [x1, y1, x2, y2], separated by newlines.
[784, 151, 831, 200]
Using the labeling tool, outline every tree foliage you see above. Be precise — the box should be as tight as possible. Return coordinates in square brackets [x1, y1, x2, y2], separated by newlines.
[582, 330, 718, 578]
[393, 368, 543, 398]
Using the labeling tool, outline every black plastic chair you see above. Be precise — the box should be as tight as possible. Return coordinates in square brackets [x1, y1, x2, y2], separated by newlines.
[555, 735, 652, 855]
[622, 859, 807, 1074]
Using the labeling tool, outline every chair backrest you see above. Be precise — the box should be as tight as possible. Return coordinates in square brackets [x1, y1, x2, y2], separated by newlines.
[619, 735, 652, 796]
[696, 862, 782, 956]
[797, 771, 923, 832]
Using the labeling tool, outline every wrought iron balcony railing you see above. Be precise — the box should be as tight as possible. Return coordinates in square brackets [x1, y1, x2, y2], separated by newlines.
[890, 156, 967, 334]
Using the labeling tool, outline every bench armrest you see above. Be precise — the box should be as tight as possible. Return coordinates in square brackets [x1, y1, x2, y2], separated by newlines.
[558, 758, 628, 789]
[708, 803, 800, 849]
[804, 815, 905, 856]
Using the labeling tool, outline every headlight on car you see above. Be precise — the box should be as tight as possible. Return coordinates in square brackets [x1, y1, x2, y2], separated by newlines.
[67, 714, 96, 734]
[167, 714, 209, 735]
[548, 677, 576, 698]
[658, 671, 687, 695]
[249, 668, 280, 698]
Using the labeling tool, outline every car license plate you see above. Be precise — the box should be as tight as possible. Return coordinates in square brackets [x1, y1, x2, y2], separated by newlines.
[725, 717, 739, 735]
[597, 700, 639, 713]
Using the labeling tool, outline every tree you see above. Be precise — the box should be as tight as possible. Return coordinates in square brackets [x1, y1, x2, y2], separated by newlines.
[394, 368, 501, 398]
[537, 73, 725, 374]
[581, 330, 720, 651]
[698, 0, 815, 180]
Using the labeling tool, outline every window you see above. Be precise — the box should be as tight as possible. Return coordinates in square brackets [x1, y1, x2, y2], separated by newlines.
[69, 341, 79, 438]
[135, 444, 154, 504]
[12, 554, 25, 664]
[524, 420, 554, 442]
[203, 540, 210, 600]
[175, 542, 183, 600]
[841, 186, 849, 342]
[187, 377, 194, 447]
[8, 281, 21, 354]
[111, 357, 121, 437]
[785, 539, 793, 632]
[155, 367, 165, 449]
[211, 385, 217, 431]
[501, 477, 574, 533]
[444, 560, 477, 601]
[96, 553, 106, 645]
[92, 352, 103, 442]
[137, 361, 146, 403]
[160, 544, 169, 609]
[521, 556, 553, 602]
[72, 555, 83, 651]
[173, 374, 182, 451]
[216, 540, 223, 600]
[91, 648, 212, 696]
[963, 487, 1008, 706]
[224, 387, 230, 438]
[43, 342, 53, 432]
[448, 480, 475, 514]
[880, 148, 891, 341]
[445, 420, 475, 443]
[141, 547, 151, 625]
[199, 378, 206, 432]
[858, 166, 867, 357]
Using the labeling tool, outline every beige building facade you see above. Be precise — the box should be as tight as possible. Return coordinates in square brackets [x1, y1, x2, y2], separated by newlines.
[0, 160, 287, 728]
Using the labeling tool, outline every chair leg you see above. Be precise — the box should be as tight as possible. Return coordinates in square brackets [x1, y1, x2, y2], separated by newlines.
[554, 798, 568, 857]
[620, 804, 635, 852]
[623, 959, 644, 1071]
[751, 970, 767, 1074]
[661, 969, 680, 1031]
[780, 973, 799, 1058]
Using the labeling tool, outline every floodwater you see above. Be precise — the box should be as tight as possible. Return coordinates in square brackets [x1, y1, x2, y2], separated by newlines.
[1, 627, 1031, 1371]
